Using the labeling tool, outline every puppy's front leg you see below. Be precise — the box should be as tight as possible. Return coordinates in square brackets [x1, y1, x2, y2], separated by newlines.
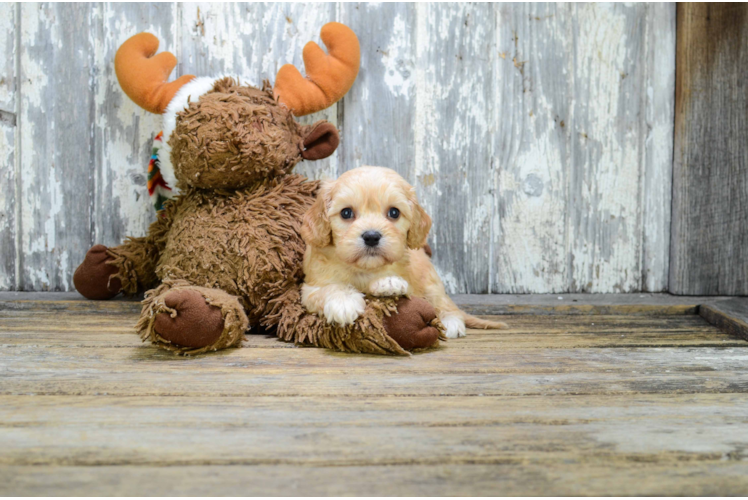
[369, 276, 409, 297]
[302, 284, 366, 326]
[439, 313, 466, 338]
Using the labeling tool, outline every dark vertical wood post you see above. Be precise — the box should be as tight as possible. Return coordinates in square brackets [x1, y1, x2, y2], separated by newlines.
[670, 3, 748, 295]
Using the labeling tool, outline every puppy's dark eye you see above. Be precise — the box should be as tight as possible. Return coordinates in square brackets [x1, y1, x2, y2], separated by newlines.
[341, 208, 354, 220]
[388, 207, 400, 219]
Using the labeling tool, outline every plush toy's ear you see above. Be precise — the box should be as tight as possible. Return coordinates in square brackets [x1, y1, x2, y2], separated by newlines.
[274, 22, 360, 116]
[115, 33, 195, 114]
[406, 189, 432, 250]
[301, 182, 333, 247]
[302, 122, 340, 161]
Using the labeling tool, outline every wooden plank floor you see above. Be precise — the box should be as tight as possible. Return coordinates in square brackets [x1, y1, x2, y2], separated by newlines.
[1, 298, 748, 495]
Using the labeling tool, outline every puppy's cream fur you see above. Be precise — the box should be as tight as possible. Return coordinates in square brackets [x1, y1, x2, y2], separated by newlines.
[300, 166, 507, 338]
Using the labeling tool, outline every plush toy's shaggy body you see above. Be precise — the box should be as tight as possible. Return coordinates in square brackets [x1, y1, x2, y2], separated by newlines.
[73, 26, 445, 355]
[116, 175, 314, 317]
[110, 174, 427, 355]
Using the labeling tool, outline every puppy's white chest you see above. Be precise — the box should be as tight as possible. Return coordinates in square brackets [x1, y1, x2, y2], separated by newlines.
[368, 276, 410, 296]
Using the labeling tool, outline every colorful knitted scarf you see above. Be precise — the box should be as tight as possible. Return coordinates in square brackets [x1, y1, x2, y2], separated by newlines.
[147, 131, 174, 211]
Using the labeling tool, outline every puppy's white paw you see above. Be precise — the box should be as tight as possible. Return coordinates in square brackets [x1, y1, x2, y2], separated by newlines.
[441, 314, 466, 339]
[369, 276, 409, 297]
[323, 290, 366, 326]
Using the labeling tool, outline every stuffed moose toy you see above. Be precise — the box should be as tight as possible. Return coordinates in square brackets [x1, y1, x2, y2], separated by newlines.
[73, 23, 445, 355]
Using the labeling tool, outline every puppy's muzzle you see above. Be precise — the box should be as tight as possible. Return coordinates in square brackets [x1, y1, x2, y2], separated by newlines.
[362, 231, 382, 248]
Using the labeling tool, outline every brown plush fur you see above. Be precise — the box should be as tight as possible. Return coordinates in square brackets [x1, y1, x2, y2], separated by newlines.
[76, 78, 445, 355]
[158, 176, 314, 320]
[170, 81, 306, 190]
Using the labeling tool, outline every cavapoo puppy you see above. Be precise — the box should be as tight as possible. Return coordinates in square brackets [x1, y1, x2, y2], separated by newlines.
[300, 166, 507, 338]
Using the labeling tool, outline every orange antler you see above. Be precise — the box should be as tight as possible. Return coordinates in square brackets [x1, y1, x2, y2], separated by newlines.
[114, 33, 195, 114]
[273, 22, 360, 116]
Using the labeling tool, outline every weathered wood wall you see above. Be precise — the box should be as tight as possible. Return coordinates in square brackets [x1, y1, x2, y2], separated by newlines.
[670, 3, 748, 295]
[0, 3, 677, 293]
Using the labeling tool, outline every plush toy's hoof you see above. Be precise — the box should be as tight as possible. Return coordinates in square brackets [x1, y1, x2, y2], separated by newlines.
[73, 244, 122, 300]
[383, 297, 441, 350]
[154, 289, 225, 348]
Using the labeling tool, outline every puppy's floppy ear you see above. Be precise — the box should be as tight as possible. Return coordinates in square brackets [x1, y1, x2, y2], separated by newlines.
[406, 188, 432, 250]
[301, 181, 333, 247]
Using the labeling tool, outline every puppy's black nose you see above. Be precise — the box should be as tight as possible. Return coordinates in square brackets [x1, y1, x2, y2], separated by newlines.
[362, 231, 382, 247]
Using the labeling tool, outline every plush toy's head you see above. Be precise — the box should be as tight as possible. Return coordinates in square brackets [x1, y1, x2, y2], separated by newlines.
[166, 78, 339, 189]
[114, 23, 359, 192]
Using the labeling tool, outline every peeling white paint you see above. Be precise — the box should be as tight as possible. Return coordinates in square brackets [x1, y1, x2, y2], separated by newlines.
[641, 3, 675, 292]
[0, 3, 676, 293]
[0, 6, 15, 109]
[20, 4, 54, 289]
[0, 122, 14, 290]
[569, 3, 645, 293]
[412, 2, 430, 181]
[92, 4, 166, 246]
[381, 15, 414, 98]
[497, 116, 569, 293]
